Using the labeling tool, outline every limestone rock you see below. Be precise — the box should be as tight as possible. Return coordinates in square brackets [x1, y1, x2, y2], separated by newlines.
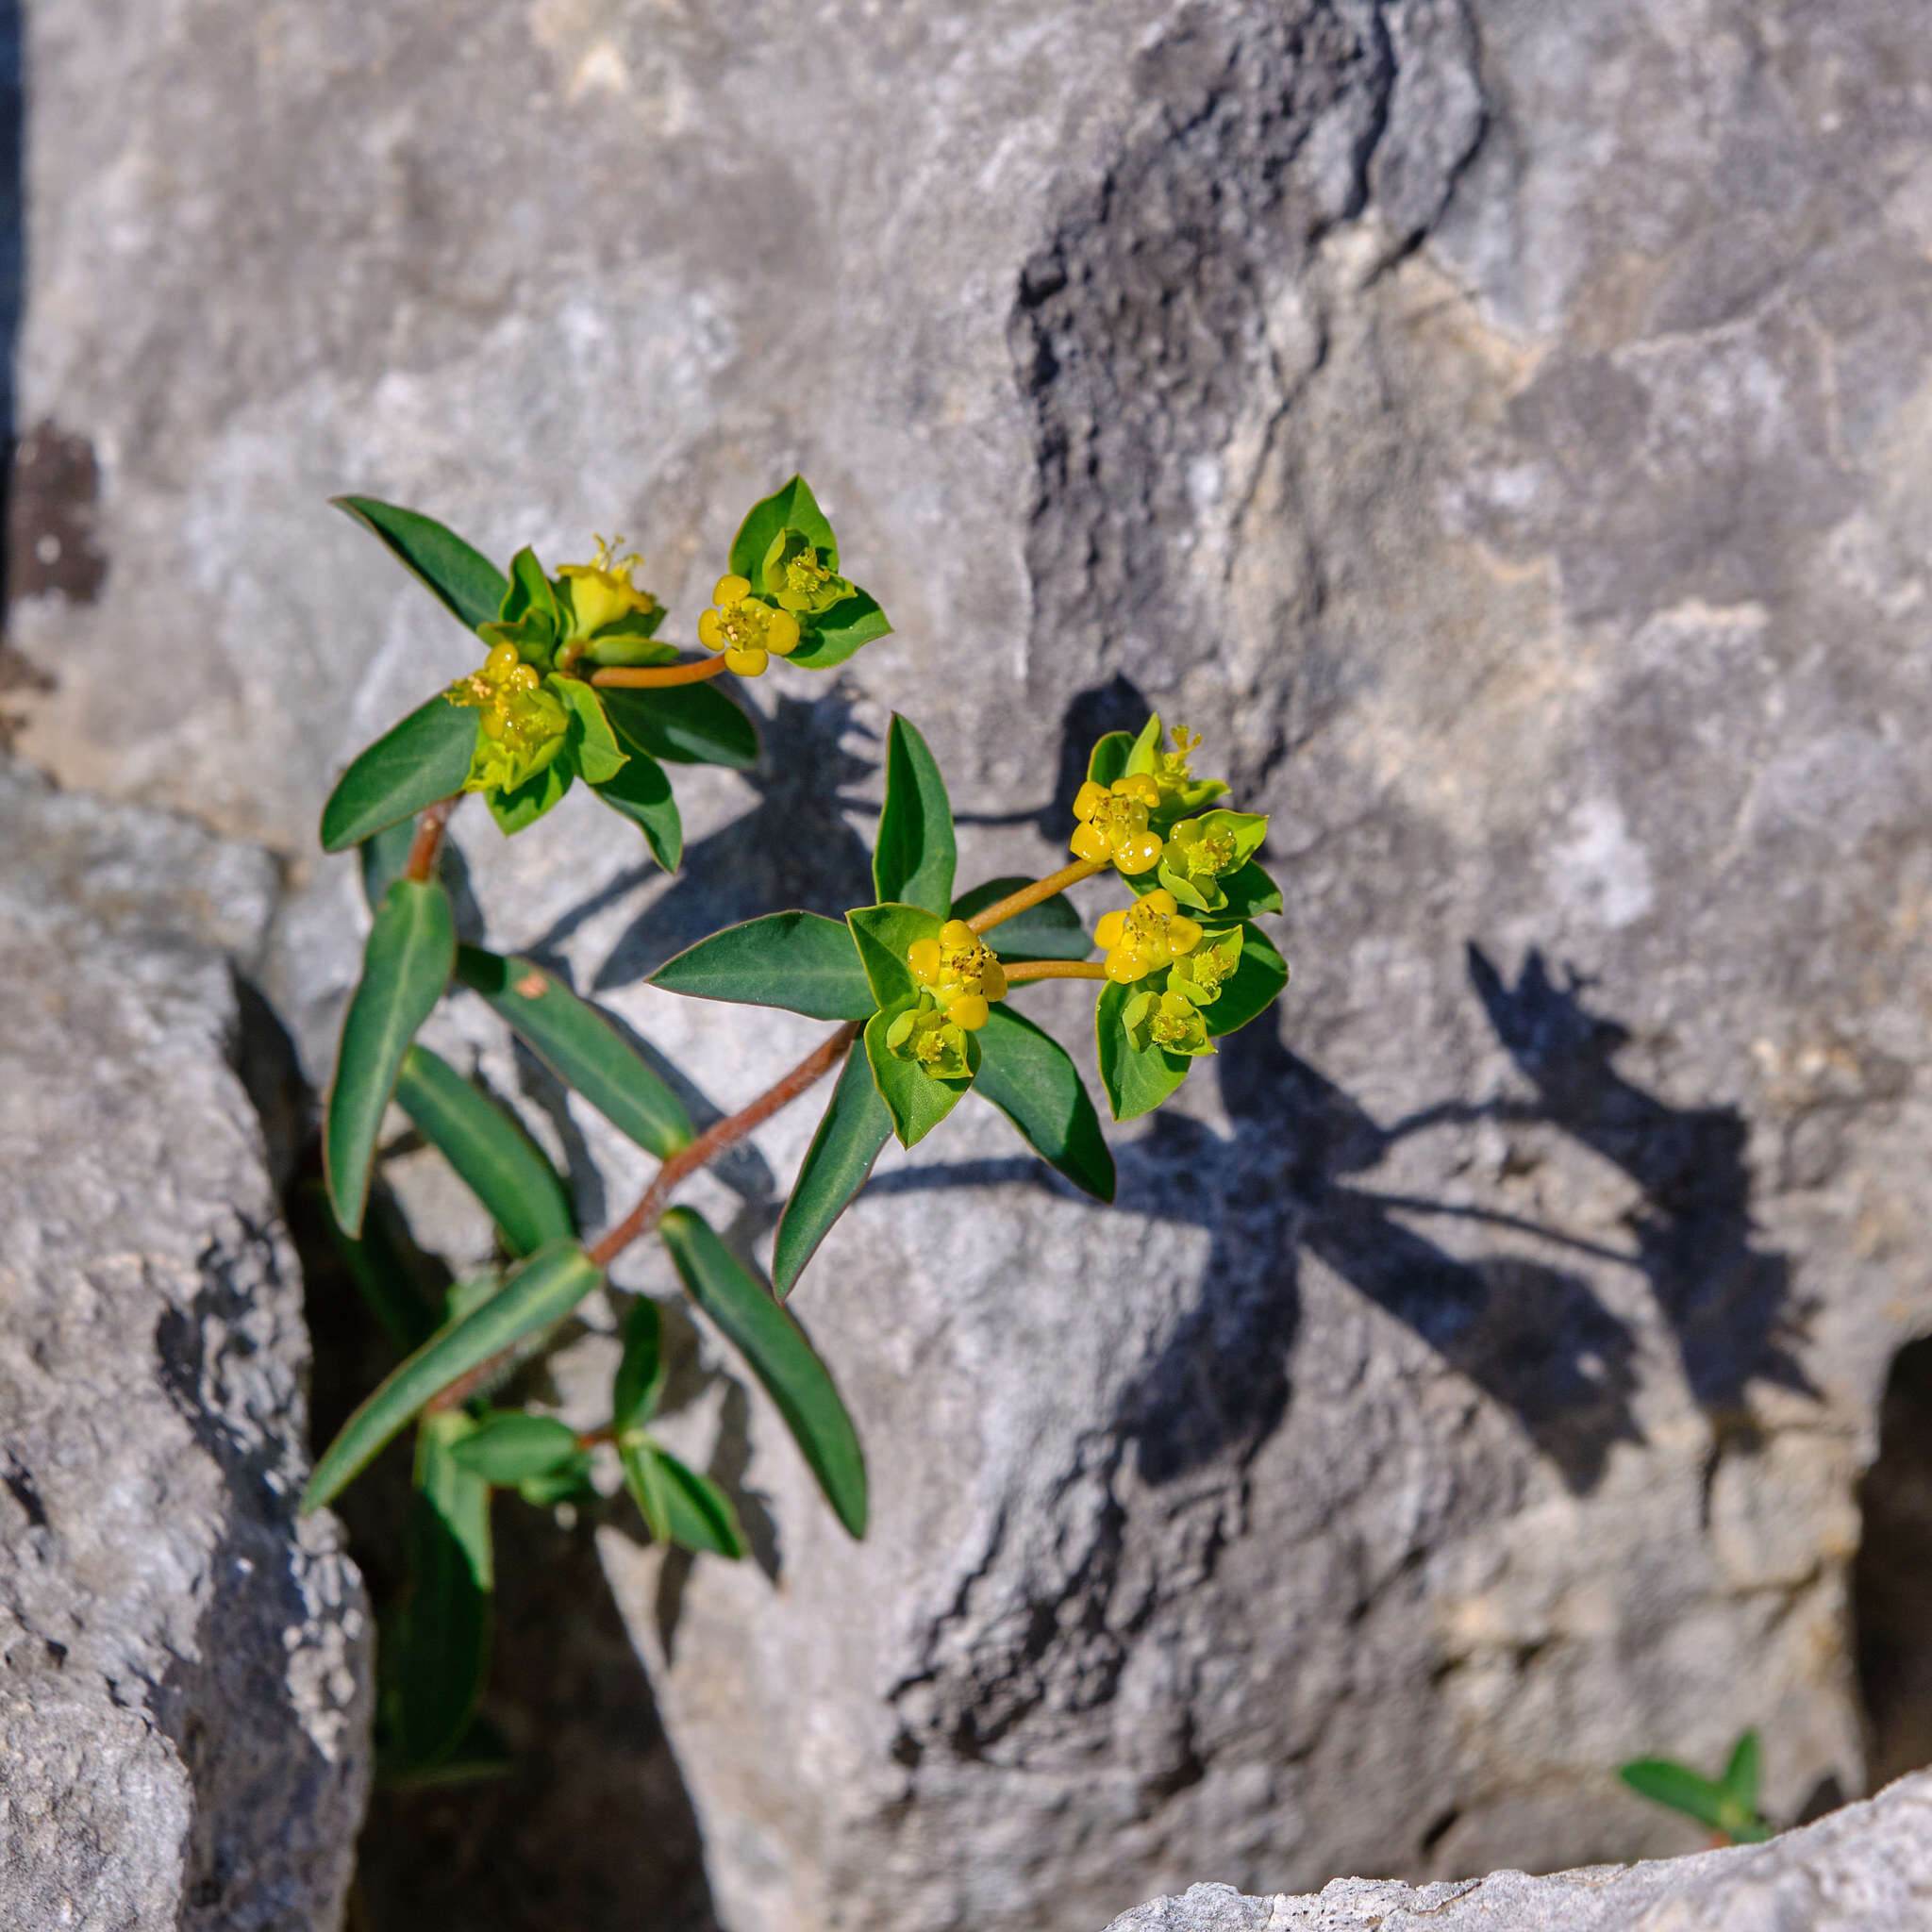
[10, 1, 1932, 1929]
[1104, 1770, 1932, 1930]
[0, 764, 371, 1930]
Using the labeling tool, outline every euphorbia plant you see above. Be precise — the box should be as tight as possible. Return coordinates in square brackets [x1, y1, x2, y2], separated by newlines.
[302, 477, 1287, 1781]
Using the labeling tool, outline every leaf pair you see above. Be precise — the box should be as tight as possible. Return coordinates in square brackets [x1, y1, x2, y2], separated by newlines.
[726, 475, 891, 671]
[1619, 1730, 1773, 1843]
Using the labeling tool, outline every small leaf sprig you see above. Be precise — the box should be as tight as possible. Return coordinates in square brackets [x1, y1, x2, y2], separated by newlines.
[1619, 1730, 1775, 1845]
[304, 475, 1288, 1786]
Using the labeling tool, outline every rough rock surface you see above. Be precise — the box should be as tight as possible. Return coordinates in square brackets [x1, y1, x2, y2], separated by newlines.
[11, 1, 1932, 1930]
[0, 763, 371, 1929]
[1105, 1769, 1932, 1930]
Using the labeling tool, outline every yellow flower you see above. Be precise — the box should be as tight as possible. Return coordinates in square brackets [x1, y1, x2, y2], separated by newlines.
[557, 536, 661, 639]
[1091, 889, 1205, 983]
[1070, 774, 1164, 874]
[907, 918, 1007, 1029]
[696, 575, 803, 677]
[447, 641, 570, 792]
[885, 1002, 973, 1079]
[1124, 987, 1213, 1057]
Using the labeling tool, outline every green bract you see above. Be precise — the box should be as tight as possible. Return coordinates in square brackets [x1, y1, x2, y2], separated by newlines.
[309, 482, 1291, 1798]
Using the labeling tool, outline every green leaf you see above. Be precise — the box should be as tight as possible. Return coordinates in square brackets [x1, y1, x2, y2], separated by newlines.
[1087, 731, 1136, 790]
[973, 1006, 1115, 1202]
[455, 948, 695, 1158]
[1201, 924, 1289, 1038]
[1618, 1758, 1735, 1833]
[655, 1445, 747, 1557]
[448, 1410, 582, 1486]
[618, 1438, 671, 1541]
[516, 1450, 594, 1507]
[846, 902, 941, 1010]
[872, 714, 956, 916]
[1123, 713, 1162, 778]
[585, 631, 680, 668]
[358, 816, 424, 909]
[382, 1714, 513, 1790]
[1723, 1730, 1761, 1812]
[785, 590, 891, 672]
[591, 742, 682, 872]
[325, 878, 457, 1237]
[599, 682, 758, 770]
[551, 676, 628, 786]
[333, 496, 510, 636]
[485, 757, 573, 834]
[502, 546, 558, 631]
[728, 475, 840, 580]
[392, 1045, 575, 1257]
[320, 695, 479, 853]
[1215, 860, 1283, 920]
[773, 1037, 893, 1298]
[303, 1240, 603, 1511]
[382, 1411, 492, 1777]
[653, 911, 875, 1022]
[1094, 979, 1190, 1123]
[612, 1298, 666, 1431]
[863, 1000, 976, 1147]
[658, 1207, 867, 1537]
[951, 877, 1093, 961]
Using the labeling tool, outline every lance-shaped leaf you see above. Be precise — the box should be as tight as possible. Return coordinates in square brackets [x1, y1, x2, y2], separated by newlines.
[863, 1000, 976, 1147]
[448, 1410, 582, 1486]
[1618, 1757, 1736, 1834]
[618, 1437, 671, 1541]
[321, 695, 479, 852]
[599, 682, 758, 770]
[1202, 924, 1289, 1039]
[612, 1298, 666, 1431]
[1094, 979, 1190, 1123]
[845, 902, 939, 1010]
[382, 1411, 492, 1776]
[786, 591, 891, 672]
[728, 474, 840, 579]
[325, 878, 457, 1236]
[620, 1439, 746, 1557]
[393, 1045, 575, 1257]
[304, 1240, 602, 1511]
[872, 714, 956, 916]
[333, 495, 509, 635]
[1723, 1730, 1762, 1815]
[455, 947, 694, 1158]
[951, 876, 1093, 961]
[974, 1006, 1115, 1202]
[652, 911, 874, 1022]
[773, 1036, 893, 1298]
[658, 1208, 867, 1537]
[592, 743, 682, 873]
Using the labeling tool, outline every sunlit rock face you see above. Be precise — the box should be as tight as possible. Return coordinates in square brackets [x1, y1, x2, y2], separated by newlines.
[11, 0, 1932, 1926]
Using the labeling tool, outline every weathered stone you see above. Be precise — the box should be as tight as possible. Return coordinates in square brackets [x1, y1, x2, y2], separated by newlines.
[1105, 1769, 1932, 1930]
[0, 763, 371, 1929]
[11, 0, 1932, 1929]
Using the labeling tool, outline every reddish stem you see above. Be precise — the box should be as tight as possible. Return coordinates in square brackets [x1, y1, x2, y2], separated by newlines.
[589, 657, 730, 690]
[403, 796, 458, 884]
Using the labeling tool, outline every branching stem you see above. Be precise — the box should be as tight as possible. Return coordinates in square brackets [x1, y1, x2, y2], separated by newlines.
[1001, 959, 1108, 984]
[589, 657, 729, 691]
[965, 858, 1105, 934]
[403, 796, 459, 884]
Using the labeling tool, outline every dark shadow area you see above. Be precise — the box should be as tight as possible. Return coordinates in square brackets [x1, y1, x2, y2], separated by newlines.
[291, 1144, 721, 1932]
[1855, 1335, 1932, 1788]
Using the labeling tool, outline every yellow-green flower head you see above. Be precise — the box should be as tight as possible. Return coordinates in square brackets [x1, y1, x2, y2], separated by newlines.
[558, 535, 661, 640]
[1159, 809, 1269, 911]
[1167, 926, 1242, 1006]
[760, 527, 852, 617]
[1092, 889, 1205, 983]
[697, 574, 801, 678]
[1071, 773, 1165, 874]
[907, 918, 1008, 1029]
[1152, 724, 1204, 804]
[1124, 986, 1214, 1058]
[448, 641, 570, 792]
[886, 1000, 973, 1079]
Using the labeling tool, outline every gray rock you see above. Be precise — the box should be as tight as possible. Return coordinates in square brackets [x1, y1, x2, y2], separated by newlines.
[1105, 1770, 1932, 1930]
[10, 0, 1932, 1929]
[0, 764, 371, 1930]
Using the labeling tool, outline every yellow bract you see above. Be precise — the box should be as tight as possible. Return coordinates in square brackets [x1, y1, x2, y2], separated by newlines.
[907, 917, 1007, 1030]
[1093, 889, 1205, 983]
[1071, 774, 1164, 874]
[558, 535, 660, 638]
[697, 574, 801, 677]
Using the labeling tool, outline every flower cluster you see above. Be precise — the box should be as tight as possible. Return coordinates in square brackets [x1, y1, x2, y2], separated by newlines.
[1091, 889, 1243, 1058]
[448, 641, 570, 793]
[908, 919, 1008, 1029]
[698, 574, 802, 678]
